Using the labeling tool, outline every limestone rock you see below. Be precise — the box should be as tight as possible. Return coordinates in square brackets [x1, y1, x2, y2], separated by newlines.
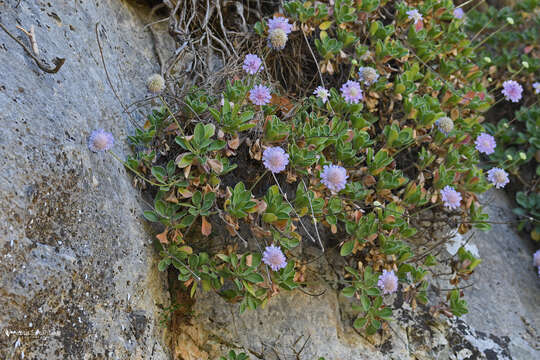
[463, 190, 539, 359]
[0, 0, 172, 358]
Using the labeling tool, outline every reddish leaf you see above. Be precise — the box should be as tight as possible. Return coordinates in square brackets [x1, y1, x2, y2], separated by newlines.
[201, 216, 212, 236]
[156, 228, 169, 244]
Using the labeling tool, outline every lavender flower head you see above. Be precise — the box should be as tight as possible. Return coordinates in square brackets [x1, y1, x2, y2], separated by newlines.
[249, 84, 272, 106]
[267, 29, 288, 50]
[243, 54, 263, 75]
[314, 86, 330, 103]
[321, 164, 348, 192]
[435, 116, 454, 135]
[340, 80, 363, 104]
[453, 8, 465, 19]
[262, 147, 289, 173]
[378, 269, 398, 295]
[88, 129, 114, 153]
[534, 250, 540, 267]
[262, 245, 287, 271]
[501, 80, 523, 103]
[475, 132, 496, 155]
[406, 9, 423, 25]
[358, 67, 379, 85]
[440, 185, 462, 210]
[533, 82, 540, 95]
[267, 16, 293, 34]
[487, 167, 509, 189]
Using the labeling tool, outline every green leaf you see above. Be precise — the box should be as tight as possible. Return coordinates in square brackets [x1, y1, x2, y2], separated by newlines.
[154, 200, 167, 217]
[143, 210, 159, 222]
[207, 140, 226, 152]
[376, 307, 392, 319]
[340, 240, 355, 256]
[192, 191, 202, 207]
[353, 317, 367, 329]
[217, 254, 229, 263]
[250, 253, 262, 268]
[244, 272, 264, 283]
[341, 286, 356, 297]
[193, 123, 205, 145]
[151, 166, 166, 182]
[365, 287, 380, 296]
[158, 258, 170, 271]
[360, 295, 371, 312]
[263, 213, 278, 223]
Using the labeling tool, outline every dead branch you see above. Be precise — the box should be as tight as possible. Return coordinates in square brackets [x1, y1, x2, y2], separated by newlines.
[0, 22, 65, 74]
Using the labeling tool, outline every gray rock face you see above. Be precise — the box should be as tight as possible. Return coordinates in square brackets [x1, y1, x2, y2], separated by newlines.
[0, 0, 171, 358]
[463, 190, 540, 359]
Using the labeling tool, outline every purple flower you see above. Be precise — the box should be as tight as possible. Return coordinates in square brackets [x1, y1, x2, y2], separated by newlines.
[378, 269, 398, 295]
[340, 80, 363, 104]
[321, 164, 348, 192]
[501, 80, 523, 103]
[487, 168, 509, 189]
[533, 82, 540, 95]
[267, 16, 293, 35]
[440, 185, 462, 210]
[313, 86, 330, 103]
[435, 116, 454, 135]
[262, 245, 287, 271]
[262, 147, 289, 173]
[267, 29, 288, 50]
[406, 9, 423, 25]
[453, 8, 465, 19]
[475, 133, 496, 155]
[88, 129, 114, 153]
[534, 250, 540, 267]
[249, 84, 272, 106]
[266, 16, 292, 50]
[243, 54, 263, 75]
[358, 67, 379, 85]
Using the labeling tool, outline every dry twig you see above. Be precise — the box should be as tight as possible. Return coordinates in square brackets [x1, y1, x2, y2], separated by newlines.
[0, 22, 65, 74]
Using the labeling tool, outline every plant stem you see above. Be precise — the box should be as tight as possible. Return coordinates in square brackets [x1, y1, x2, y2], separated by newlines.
[249, 170, 268, 192]
[271, 172, 319, 247]
[301, 178, 324, 252]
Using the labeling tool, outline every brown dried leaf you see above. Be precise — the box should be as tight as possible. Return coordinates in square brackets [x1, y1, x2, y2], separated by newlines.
[178, 188, 193, 198]
[156, 228, 169, 244]
[363, 175, 376, 187]
[249, 139, 262, 160]
[201, 216, 212, 236]
[366, 233, 378, 243]
[286, 170, 297, 183]
[207, 158, 224, 174]
[228, 135, 240, 150]
[251, 225, 271, 239]
[255, 199, 267, 214]
[183, 164, 191, 178]
[164, 122, 179, 133]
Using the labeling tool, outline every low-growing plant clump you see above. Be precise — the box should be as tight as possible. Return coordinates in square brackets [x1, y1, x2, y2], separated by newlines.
[89, 0, 540, 338]
[464, 0, 540, 241]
